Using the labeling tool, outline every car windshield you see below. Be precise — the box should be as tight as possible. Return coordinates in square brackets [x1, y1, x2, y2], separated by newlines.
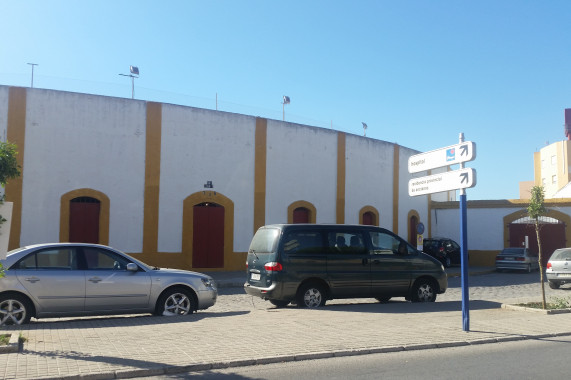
[502, 248, 524, 255]
[550, 249, 571, 261]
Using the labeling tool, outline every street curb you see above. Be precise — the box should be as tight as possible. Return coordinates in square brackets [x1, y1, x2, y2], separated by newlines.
[38, 331, 571, 380]
[502, 304, 571, 314]
[0, 334, 19, 354]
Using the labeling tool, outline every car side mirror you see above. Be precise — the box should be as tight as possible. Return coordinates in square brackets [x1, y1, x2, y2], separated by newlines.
[126, 263, 138, 272]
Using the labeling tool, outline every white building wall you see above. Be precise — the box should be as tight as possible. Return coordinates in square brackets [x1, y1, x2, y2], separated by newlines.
[265, 121, 338, 224]
[344, 134, 395, 227]
[159, 105, 256, 252]
[20, 89, 147, 252]
[431, 207, 514, 250]
[398, 146, 429, 238]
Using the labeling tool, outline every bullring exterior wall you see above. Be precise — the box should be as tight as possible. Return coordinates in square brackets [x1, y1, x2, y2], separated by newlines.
[1, 85, 440, 271]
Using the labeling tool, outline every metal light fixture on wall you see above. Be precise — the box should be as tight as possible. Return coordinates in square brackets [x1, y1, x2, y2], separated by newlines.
[119, 66, 139, 99]
[362, 122, 368, 137]
[282, 96, 290, 121]
[27, 63, 38, 88]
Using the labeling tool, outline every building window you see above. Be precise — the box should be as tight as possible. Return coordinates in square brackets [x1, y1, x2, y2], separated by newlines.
[552, 155, 557, 165]
[552, 175, 557, 184]
[542, 159, 546, 169]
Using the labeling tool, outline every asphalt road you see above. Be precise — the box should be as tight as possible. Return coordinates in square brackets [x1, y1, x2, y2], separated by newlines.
[138, 334, 571, 379]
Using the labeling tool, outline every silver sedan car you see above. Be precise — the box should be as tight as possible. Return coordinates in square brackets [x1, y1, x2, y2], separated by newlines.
[0, 243, 217, 325]
[495, 247, 539, 273]
[546, 247, 571, 289]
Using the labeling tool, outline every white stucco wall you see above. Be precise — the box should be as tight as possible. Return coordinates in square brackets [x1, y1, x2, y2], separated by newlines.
[20, 89, 147, 252]
[397, 146, 429, 239]
[159, 105, 256, 252]
[265, 121, 338, 224]
[344, 134, 395, 227]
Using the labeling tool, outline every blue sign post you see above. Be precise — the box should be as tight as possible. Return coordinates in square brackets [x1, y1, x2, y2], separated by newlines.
[408, 133, 476, 332]
[458, 132, 470, 331]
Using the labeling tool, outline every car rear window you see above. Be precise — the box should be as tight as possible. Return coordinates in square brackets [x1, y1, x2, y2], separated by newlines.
[550, 249, 571, 261]
[423, 240, 439, 249]
[249, 228, 280, 254]
[502, 248, 524, 255]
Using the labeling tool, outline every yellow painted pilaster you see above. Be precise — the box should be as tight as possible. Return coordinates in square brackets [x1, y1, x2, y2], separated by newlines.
[254, 118, 267, 232]
[6, 87, 26, 250]
[143, 102, 162, 253]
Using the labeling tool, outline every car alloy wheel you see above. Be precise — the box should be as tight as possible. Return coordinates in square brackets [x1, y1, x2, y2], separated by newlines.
[411, 279, 437, 302]
[0, 295, 32, 325]
[156, 287, 195, 316]
[297, 283, 326, 308]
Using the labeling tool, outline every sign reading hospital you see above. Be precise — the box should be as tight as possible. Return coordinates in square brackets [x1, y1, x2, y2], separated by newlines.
[408, 142, 476, 173]
[408, 168, 476, 196]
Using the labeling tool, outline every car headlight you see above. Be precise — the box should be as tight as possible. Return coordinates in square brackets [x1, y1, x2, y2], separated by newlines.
[201, 277, 215, 288]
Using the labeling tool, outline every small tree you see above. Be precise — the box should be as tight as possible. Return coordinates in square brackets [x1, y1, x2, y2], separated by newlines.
[527, 185, 547, 309]
[0, 141, 21, 278]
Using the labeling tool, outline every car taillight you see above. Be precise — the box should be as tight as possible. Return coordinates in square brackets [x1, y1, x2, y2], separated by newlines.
[515, 257, 525, 261]
[496, 256, 502, 260]
[439, 247, 444, 253]
[246, 261, 248, 269]
[547, 262, 552, 269]
[264, 262, 283, 271]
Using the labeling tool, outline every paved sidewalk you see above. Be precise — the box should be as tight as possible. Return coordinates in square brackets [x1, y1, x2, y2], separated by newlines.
[1, 266, 569, 380]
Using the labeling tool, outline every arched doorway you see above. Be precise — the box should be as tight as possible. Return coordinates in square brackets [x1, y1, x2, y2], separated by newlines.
[293, 207, 310, 223]
[362, 212, 375, 226]
[509, 216, 566, 266]
[192, 202, 225, 268]
[69, 196, 100, 243]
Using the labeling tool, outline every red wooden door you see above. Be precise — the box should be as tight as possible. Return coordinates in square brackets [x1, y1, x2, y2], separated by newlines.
[293, 207, 309, 223]
[192, 204, 224, 268]
[363, 211, 375, 226]
[509, 222, 566, 266]
[69, 197, 100, 243]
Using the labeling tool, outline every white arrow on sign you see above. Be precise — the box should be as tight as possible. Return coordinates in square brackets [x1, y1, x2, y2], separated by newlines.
[408, 141, 476, 173]
[408, 168, 477, 196]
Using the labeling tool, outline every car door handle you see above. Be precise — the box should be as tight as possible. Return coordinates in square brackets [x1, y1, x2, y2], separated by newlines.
[88, 277, 102, 283]
[25, 277, 40, 283]
[362, 258, 369, 265]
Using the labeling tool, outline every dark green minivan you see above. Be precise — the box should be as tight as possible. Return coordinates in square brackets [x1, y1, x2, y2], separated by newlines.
[244, 224, 447, 308]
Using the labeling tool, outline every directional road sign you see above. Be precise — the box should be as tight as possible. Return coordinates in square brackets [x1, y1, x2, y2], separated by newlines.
[408, 168, 477, 196]
[408, 141, 476, 173]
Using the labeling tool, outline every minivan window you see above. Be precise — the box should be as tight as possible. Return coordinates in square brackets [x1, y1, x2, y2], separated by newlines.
[327, 232, 367, 254]
[369, 231, 406, 255]
[283, 231, 323, 254]
[249, 228, 280, 253]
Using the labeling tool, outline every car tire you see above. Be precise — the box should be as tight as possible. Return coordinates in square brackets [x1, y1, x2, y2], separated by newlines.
[269, 299, 290, 308]
[443, 257, 451, 268]
[297, 283, 327, 308]
[376, 297, 391, 303]
[155, 287, 196, 316]
[0, 293, 33, 325]
[411, 278, 437, 302]
[548, 280, 560, 289]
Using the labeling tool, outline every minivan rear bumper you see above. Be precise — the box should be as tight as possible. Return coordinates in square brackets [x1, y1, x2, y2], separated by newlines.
[244, 282, 279, 300]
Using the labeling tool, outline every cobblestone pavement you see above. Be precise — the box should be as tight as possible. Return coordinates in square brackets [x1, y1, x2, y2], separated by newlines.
[1, 269, 570, 380]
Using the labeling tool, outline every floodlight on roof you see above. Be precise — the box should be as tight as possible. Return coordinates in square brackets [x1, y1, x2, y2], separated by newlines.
[282, 96, 290, 121]
[119, 65, 140, 99]
[362, 122, 368, 137]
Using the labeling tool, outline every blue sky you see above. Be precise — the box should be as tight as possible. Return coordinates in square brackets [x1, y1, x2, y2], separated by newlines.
[2, 1, 570, 200]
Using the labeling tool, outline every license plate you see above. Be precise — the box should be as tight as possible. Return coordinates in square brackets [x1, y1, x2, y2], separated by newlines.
[251, 273, 261, 281]
[558, 273, 571, 277]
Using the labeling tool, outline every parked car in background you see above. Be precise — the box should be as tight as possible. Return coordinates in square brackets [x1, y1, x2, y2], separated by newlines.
[244, 224, 447, 308]
[546, 247, 571, 289]
[0, 243, 217, 325]
[495, 247, 539, 273]
[422, 237, 461, 267]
